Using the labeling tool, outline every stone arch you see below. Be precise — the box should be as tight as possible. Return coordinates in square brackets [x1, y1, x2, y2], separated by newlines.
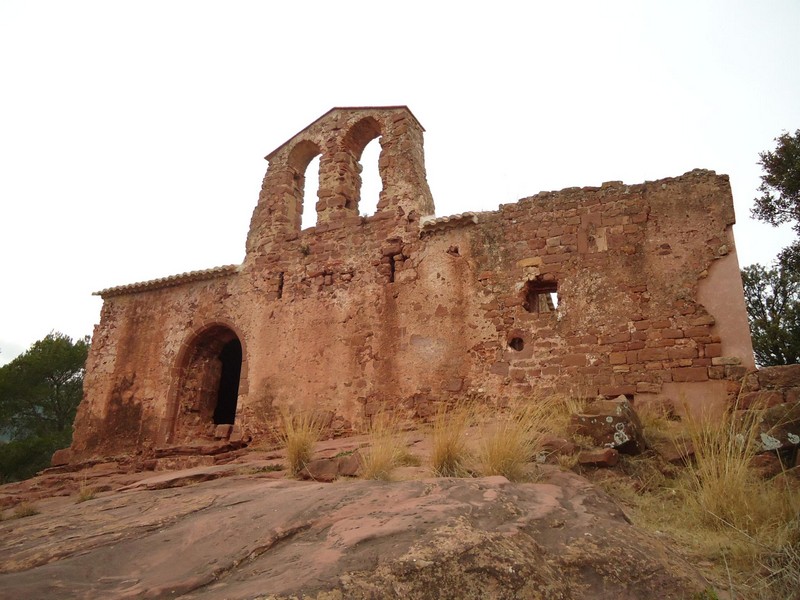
[165, 321, 248, 444]
[286, 139, 322, 231]
[339, 116, 384, 214]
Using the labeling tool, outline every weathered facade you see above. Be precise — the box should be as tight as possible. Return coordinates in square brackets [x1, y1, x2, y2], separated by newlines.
[69, 106, 755, 461]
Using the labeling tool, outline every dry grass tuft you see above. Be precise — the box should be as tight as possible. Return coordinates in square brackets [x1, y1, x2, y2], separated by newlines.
[477, 400, 550, 482]
[278, 410, 323, 476]
[430, 401, 474, 477]
[12, 502, 39, 519]
[681, 404, 795, 536]
[76, 485, 96, 503]
[635, 400, 679, 447]
[360, 412, 409, 480]
[754, 516, 800, 599]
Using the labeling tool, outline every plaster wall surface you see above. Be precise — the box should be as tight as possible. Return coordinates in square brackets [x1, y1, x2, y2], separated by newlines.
[69, 107, 756, 461]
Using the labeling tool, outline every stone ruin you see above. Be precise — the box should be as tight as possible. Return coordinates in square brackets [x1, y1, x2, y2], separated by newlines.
[65, 106, 759, 463]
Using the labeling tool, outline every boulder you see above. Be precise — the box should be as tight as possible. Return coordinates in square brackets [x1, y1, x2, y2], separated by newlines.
[569, 395, 646, 454]
[578, 447, 619, 467]
[337, 451, 363, 477]
[756, 364, 800, 389]
[298, 458, 340, 482]
[50, 448, 72, 467]
[750, 453, 786, 479]
[649, 437, 694, 465]
[754, 402, 800, 455]
[541, 436, 576, 454]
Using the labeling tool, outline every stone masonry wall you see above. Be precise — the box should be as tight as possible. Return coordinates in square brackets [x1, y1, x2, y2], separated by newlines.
[69, 107, 756, 461]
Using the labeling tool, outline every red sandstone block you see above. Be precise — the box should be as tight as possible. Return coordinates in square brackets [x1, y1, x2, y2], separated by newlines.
[577, 366, 601, 375]
[672, 367, 708, 382]
[739, 390, 784, 409]
[704, 343, 722, 358]
[566, 335, 598, 345]
[668, 347, 698, 360]
[661, 329, 684, 339]
[542, 253, 569, 264]
[692, 358, 712, 367]
[509, 368, 527, 382]
[653, 340, 677, 347]
[712, 356, 741, 366]
[691, 314, 716, 326]
[634, 320, 651, 330]
[442, 378, 464, 392]
[609, 352, 627, 365]
[600, 332, 630, 344]
[639, 348, 669, 361]
[578, 448, 619, 467]
[684, 326, 711, 338]
[636, 382, 662, 394]
[599, 385, 636, 397]
[562, 354, 587, 367]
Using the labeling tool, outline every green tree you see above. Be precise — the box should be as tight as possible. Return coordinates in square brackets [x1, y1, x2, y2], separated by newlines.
[743, 130, 800, 366]
[751, 129, 800, 234]
[0, 332, 89, 481]
[741, 263, 800, 366]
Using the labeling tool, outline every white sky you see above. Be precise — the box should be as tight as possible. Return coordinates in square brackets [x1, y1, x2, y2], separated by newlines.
[1, 1, 799, 364]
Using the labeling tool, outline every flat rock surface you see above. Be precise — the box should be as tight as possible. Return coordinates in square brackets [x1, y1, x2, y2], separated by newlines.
[0, 465, 707, 599]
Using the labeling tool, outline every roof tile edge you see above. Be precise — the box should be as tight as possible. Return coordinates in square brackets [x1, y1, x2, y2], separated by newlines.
[94, 264, 240, 298]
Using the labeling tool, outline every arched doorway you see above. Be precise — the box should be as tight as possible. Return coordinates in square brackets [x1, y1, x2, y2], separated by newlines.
[170, 324, 244, 443]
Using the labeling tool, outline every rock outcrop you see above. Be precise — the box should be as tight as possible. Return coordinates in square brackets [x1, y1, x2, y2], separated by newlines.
[0, 465, 708, 599]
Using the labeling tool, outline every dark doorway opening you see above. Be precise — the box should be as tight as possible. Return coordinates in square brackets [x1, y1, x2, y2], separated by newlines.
[213, 338, 242, 424]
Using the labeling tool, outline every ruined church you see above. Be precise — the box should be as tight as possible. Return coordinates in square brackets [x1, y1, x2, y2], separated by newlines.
[67, 106, 755, 462]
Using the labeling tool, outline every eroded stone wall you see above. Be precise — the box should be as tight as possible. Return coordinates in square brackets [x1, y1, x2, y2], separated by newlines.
[69, 106, 755, 461]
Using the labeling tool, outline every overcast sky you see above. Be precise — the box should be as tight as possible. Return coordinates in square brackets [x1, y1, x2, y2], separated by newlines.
[1, 1, 799, 364]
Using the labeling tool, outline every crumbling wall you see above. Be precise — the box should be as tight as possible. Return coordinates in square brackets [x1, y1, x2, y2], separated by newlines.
[69, 107, 756, 462]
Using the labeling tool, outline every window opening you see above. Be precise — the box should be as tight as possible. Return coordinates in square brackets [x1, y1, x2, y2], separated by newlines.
[301, 155, 321, 230]
[522, 280, 559, 314]
[277, 272, 284, 299]
[359, 137, 381, 217]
